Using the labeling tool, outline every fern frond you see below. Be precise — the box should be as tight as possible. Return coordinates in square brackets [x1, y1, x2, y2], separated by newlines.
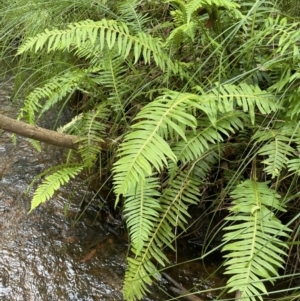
[18, 69, 88, 125]
[222, 180, 290, 301]
[117, 0, 150, 33]
[30, 164, 83, 212]
[166, 21, 198, 45]
[90, 52, 130, 117]
[58, 102, 109, 168]
[124, 176, 161, 255]
[191, 149, 220, 180]
[17, 19, 186, 78]
[253, 128, 295, 178]
[173, 111, 246, 163]
[113, 90, 201, 199]
[77, 115, 108, 168]
[185, 0, 241, 22]
[287, 158, 300, 175]
[265, 16, 300, 61]
[205, 83, 279, 124]
[123, 172, 200, 301]
[167, 0, 241, 24]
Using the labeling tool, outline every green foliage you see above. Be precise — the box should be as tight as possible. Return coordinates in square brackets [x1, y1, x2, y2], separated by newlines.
[17, 18, 186, 79]
[222, 180, 290, 300]
[113, 89, 199, 199]
[165, 0, 242, 46]
[29, 165, 83, 213]
[2, 0, 300, 300]
[18, 68, 89, 125]
[123, 172, 201, 300]
[112, 81, 280, 299]
[253, 126, 296, 178]
[71, 104, 109, 169]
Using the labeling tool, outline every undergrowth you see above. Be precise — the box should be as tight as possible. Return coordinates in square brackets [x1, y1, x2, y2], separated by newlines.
[1, 0, 300, 300]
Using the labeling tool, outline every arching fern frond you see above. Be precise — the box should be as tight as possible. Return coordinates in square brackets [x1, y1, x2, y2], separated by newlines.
[58, 102, 109, 168]
[167, 0, 241, 24]
[30, 164, 83, 212]
[17, 19, 187, 79]
[222, 180, 290, 301]
[124, 176, 161, 255]
[113, 90, 201, 200]
[117, 0, 150, 33]
[18, 68, 88, 125]
[165, 0, 242, 47]
[123, 172, 201, 301]
[191, 149, 220, 180]
[72, 105, 109, 169]
[173, 111, 246, 163]
[253, 127, 295, 178]
[204, 83, 279, 124]
[90, 51, 130, 118]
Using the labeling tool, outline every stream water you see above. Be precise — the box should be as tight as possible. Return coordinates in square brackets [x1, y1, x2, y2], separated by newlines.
[0, 77, 226, 301]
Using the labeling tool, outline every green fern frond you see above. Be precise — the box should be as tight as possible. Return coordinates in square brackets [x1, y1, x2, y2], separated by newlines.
[113, 90, 202, 200]
[269, 69, 300, 119]
[168, 0, 241, 24]
[17, 19, 186, 79]
[123, 172, 200, 301]
[287, 158, 300, 175]
[173, 111, 246, 163]
[124, 176, 161, 255]
[30, 164, 83, 213]
[253, 128, 295, 178]
[117, 0, 150, 33]
[166, 22, 198, 45]
[91, 52, 130, 118]
[26, 138, 41, 152]
[287, 132, 300, 174]
[191, 149, 220, 180]
[265, 16, 300, 60]
[76, 119, 107, 168]
[258, 140, 294, 178]
[206, 83, 279, 124]
[59, 103, 109, 168]
[18, 69, 88, 125]
[222, 180, 290, 301]
[71, 45, 131, 119]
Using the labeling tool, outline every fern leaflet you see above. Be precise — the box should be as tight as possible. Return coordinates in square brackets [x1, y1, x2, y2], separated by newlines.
[113, 90, 201, 200]
[123, 172, 200, 301]
[222, 180, 290, 301]
[30, 165, 83, 212]
[17, 19, 186, 79]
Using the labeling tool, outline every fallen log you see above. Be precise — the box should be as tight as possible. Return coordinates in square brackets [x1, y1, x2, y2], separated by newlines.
[0, 114, 110, 150]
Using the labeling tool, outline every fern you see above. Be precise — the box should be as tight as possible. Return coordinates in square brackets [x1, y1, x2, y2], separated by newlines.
[56, 101, 110, 169]
[123, 172, 201, 301]
[167, 0, 242, 28]
[89, 51, 131, 119]
[202, 83, 279, 124]
[113, 90, 201, 200]
[253, 126, 296, 178]
[123, 176, 161, 255]
[114, 82, 281, 299]
[173, 111, 246, 163]
[73, 105, 109, 169]
[117, 0, 150, 33]
[18, 68, 89, 125]
[17, 19, 187, 79]
[222, 180, 290, 301]
[29, 165, 83, 212]
[5, 2, 300, 301]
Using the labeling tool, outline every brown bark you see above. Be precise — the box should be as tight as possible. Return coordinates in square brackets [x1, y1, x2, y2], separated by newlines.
[0, 114, 110, 150]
